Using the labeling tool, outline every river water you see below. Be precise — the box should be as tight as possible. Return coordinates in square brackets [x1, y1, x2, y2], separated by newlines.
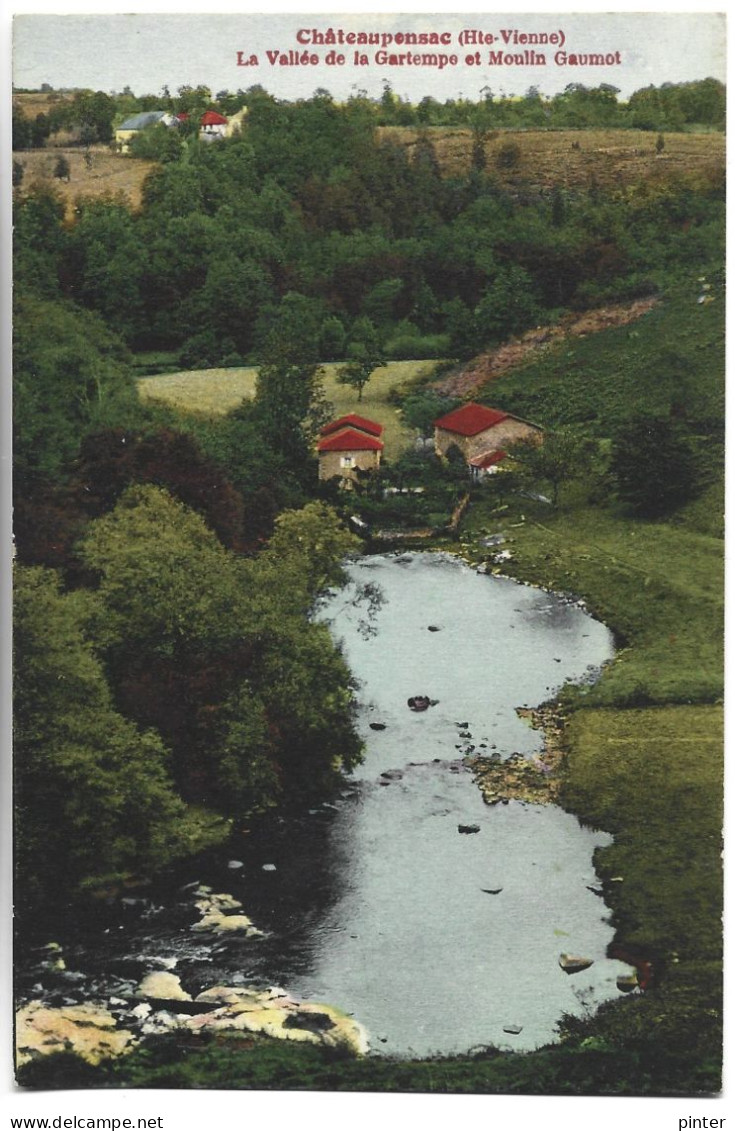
[19, 552, 633, 1059]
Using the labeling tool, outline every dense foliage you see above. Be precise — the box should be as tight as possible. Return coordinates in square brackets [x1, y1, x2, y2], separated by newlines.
[13, 82, 725, 371]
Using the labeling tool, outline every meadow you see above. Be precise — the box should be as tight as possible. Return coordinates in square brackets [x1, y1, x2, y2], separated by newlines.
[138, 359, 438, 459]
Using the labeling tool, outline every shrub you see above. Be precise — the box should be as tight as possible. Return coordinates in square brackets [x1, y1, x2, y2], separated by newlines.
[385, 333, 449, 360]
[495, 140, 522, 169]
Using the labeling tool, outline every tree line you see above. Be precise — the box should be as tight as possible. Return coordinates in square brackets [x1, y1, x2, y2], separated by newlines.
[11, 77, 726, 153]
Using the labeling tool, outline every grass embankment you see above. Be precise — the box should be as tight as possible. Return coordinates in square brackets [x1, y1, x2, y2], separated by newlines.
[461, 502, 723, 707]
[481, 285, 725, 447]
[452, 485, 724, 1092]
[137, 359, 436, 460]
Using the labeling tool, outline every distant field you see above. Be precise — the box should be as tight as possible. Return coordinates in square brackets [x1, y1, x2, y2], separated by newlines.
[138, 360, 439, 459]
[378, 126, 725, 191]
[12, 147, 158, 218]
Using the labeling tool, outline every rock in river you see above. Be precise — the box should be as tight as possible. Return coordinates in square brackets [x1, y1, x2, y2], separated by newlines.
[16, 1002, 136, 1067]
[559, 954, 594, 974]
[136, 972, 192, 1002]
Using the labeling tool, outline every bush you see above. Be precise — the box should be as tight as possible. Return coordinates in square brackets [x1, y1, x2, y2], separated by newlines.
[178, 331, 239, 369]
[495, 140, 522, 169]
[385, 333, 449, 360]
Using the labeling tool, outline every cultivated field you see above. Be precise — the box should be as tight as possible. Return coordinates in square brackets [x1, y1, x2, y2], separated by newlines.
[379, 126, 725, 191]
[138, 359, 438, 459]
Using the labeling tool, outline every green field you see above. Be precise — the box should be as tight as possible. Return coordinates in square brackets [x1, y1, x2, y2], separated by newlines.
[138, 360, 438, 460]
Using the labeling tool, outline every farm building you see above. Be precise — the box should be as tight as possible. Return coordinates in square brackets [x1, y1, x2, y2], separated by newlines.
[199, 110, 229, 139]
[115, 110, 177, 151]
[317, 415, 384, 487]
[434, 402, 542, 471]
[175, 108, 248, 140]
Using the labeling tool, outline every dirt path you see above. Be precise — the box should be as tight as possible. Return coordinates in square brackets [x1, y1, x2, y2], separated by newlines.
[434, 296, 660, 398]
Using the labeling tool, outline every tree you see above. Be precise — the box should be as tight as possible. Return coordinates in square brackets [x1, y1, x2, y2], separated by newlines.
[443, 297, 477, 360]
[76, 484, 271, 805]
[402, 392, 460, 441]
[256, 500, 361, 609]
[337, 318, 386, 402]
[509, 428, 596, 506]
[128, 122, 183, 163]
[12, 107, 32, 150]
[13, 185, 69, 297]
[255, 293, 328, 465]
[66, 198, 147, 340]
[473, 265, 540, 347]
[610, 415, 700, 517]
[71, 90, 116, 144]
[30, 113, 51, 148]
[468, 104, 493, 173]
[72, 426, 249, 552]
[319, 315, 347, 360]
[53, 154, 70, 182]
[77, 486, 362, 809]
[14, 566, 195, 908]
[13, 292, 138, 488]
[12, 160, 24, 189]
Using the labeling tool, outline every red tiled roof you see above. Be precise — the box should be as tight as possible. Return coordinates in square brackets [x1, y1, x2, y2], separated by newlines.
[434, 402, 508, 436]
[317, 428, 384, 453]
[469, 449, 508, 469]
[320, 414, 384, 438]
[200, 111, 228, 126]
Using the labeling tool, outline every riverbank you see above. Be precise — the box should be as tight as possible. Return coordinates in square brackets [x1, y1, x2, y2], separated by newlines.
[455, 491, 723, 1092]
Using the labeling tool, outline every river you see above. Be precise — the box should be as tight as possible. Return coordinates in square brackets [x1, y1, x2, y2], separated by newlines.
[18, 552, 633, 1060]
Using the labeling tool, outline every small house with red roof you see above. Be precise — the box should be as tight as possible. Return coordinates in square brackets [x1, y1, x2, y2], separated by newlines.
[317, 415, 384, 487]
[176, 108, 247, 140]
[200, 110, 229, 139]
[434, 402, 542, 471]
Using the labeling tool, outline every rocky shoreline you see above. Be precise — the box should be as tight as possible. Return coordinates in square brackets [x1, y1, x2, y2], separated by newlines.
[15, 885, 369, 1072]
[469, 704, 567, 807]
[16, 981, 368, 1069]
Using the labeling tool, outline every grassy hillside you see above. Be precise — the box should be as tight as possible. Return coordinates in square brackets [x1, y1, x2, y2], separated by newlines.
[378, 126, 725, 192]
[475, 281, 725, 441]
[12, 124, 725, 227]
